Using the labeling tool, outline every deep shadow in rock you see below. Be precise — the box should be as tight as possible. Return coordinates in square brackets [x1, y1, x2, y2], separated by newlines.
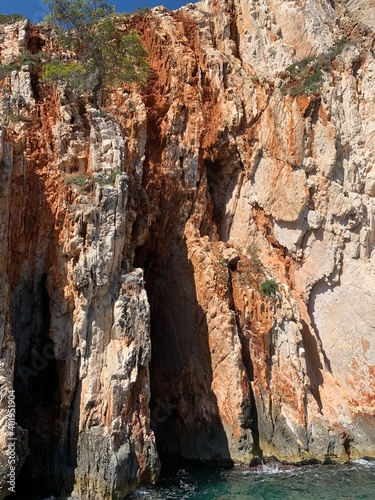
[308, 280, 334, 374]
[8, 168, 76, 498]
[300, 319, 324, 412]
[141, 239, 232, 465]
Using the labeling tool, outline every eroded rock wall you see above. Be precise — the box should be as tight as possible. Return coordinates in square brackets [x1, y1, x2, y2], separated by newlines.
[126, 0, 375, 464]
[0, 21, 158, 500]
[0, 0, 374, 497]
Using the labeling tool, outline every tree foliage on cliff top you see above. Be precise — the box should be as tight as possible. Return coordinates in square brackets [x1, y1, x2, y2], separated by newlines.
[0, 14, 25, 25]
[42, 0, 149, 107]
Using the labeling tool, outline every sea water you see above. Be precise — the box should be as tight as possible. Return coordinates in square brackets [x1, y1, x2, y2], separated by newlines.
[129, 459, 375, 499]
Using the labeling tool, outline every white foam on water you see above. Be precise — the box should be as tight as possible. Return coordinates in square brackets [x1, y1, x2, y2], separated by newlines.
[245, 462, 296, 475]
[353, 458, 375, 467]
[259, 463, 287, 474]
[128, 486, 153, 497]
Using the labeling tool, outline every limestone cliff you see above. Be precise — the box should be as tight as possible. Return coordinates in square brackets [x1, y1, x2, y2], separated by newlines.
[0, 0, 374, 497]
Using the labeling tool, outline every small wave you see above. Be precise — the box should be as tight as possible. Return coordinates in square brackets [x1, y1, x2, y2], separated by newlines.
[246, 461, 297, 475]
[259, 464, 290, 474]
[353, 458, 375, 467]
[128, 486, 153, 498]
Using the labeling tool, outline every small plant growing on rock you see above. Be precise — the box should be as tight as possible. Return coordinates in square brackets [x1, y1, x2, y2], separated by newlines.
[94, 170, 119, 186]
[65, 172, 90, 187]
[0, 62, 20, 79]
[4, 110, 21, 124]
[132, 7, 151, 16]
[260, 279, 279, 297]
[281, 37, 350, 96]
[288, 68, 322, 95]
[0, 51, 46, 80]
[285, 56, 316, 75]
[21, 50, 46, 67]
[247, 243, 262, 274]
[330, 37, 349, 57]
[217, 256, 228, 267]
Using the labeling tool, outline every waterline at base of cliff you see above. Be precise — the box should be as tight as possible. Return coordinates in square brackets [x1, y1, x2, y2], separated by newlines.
[129, 459, 375, 499]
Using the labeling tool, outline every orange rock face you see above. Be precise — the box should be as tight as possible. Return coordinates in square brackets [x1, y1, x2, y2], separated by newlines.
[0, 0, 375, 498]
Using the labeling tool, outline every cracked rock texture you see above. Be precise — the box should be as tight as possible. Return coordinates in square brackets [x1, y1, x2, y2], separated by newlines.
[0, 0, 375, 497]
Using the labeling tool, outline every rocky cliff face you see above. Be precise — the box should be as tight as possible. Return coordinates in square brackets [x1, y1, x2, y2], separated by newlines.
[0, 0, 374, 497]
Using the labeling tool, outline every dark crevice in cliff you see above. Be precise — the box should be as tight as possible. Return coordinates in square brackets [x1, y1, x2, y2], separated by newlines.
[13, 274, 62, 496]
[138, 241, 232, 465]
[234, 311, 263, 461]
[134, 21, 236, 464]
[7, 159, 73, 497]
[300, 320, 324, 412]
[265, 342, 275, 437]
[226, 270, 263, 461]
[67, 379, 81, 471]
[206, 159, 225, 235]
[27, 30, 45, 102]
[229, 17, 242, 62]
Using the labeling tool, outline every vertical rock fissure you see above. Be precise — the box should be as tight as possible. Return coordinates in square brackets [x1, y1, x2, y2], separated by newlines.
[235, 314, 263, 461]
[229, 270, 264, 461]
[139, 241, 231, 466]
[13, 273, 62, 496]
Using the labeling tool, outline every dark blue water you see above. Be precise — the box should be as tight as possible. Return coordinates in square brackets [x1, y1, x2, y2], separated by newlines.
[129, 459, 375, 499]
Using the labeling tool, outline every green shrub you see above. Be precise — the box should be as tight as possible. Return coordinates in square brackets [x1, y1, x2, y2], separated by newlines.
[260, 279, 279, 297]
[285, 56, 316, 75]
[282, 38, 350, 96]
[133, 7, 151, 15]
[21, 50, 45, 66]
[0, 62, 19, 79]
[65, 173, 90, 187]
[42, 60, 87, 88]
[304, 68, 322, 85]
[4, 111, 21, 123]
[331, 37, 349, 56]
[0, 51, 46, 80]
[94, 170, 119, 186]
[298, 68, 322, 94]
[0, 14, 25, 25]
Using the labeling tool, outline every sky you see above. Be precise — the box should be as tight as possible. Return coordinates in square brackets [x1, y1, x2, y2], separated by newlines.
[0, 0, 192, 23]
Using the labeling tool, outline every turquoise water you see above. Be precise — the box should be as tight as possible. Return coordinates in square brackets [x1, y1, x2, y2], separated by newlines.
[130, 459, 375, 499]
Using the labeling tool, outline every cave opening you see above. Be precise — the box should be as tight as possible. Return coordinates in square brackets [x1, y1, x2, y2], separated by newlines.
[135, 239, 232, 471]
[12, 274, 62, 498]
